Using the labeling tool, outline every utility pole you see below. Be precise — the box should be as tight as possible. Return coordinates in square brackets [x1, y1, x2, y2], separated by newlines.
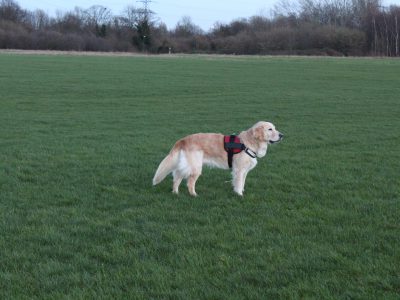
[135, 0, 155, 52]
[396, 14, 399, 57]
[373, 16, 377, 56]
[137, 0, 154, 21]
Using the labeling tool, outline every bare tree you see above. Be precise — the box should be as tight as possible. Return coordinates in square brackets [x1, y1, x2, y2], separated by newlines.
[54, 7, 85, 33]
[121, 5, 143, 28]
[120, 2, 156, 51]
[0, 0, 23, 22]
[173, 16, 203, 37]
[84, 5, 111, 26]
[31, 9, 50, 30]
[273, 0, 301, 17]
[83, 5, 111, 37]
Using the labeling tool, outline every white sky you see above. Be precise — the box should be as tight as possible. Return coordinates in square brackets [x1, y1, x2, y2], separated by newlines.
[16, 0, 400, 31]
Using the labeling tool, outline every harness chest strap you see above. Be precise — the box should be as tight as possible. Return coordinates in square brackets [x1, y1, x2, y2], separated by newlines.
[223, 135, 257, 168]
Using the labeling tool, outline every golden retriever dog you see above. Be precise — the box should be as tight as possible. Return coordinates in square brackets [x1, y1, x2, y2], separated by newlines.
[152, 121, 283, 196]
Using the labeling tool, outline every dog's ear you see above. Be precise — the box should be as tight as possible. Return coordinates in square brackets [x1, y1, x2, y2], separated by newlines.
[251, 125, 266, 141]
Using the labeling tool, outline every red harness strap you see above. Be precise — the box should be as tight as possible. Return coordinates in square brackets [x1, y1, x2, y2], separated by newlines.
[223, 135, 246, 168]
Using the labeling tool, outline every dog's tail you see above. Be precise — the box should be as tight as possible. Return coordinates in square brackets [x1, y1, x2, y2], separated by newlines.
[152, 146, 180, 186]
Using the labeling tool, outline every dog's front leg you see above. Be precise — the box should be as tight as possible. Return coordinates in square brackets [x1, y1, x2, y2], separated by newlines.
[232, 169, 246, 196]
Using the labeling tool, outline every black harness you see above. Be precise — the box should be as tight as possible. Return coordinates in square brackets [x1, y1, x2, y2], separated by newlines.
[223, 135, 257, 168]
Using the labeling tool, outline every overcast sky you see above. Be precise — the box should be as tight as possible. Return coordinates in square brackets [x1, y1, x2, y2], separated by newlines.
[16, 0, 400, 31]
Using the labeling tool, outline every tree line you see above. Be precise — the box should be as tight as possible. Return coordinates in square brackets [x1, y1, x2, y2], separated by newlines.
[0, 0, 399, 56]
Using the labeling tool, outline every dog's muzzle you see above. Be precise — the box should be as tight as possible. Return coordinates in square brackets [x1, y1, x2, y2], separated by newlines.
[269, 133, 284, 144]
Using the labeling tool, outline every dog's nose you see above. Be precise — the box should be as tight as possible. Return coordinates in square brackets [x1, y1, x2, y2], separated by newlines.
[279, 133, 284, 139]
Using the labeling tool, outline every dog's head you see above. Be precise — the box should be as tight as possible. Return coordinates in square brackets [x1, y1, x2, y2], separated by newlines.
[250, 121, 283, 145]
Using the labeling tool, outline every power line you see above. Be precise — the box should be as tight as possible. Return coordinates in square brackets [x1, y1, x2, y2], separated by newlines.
[136, 0, 154, 15]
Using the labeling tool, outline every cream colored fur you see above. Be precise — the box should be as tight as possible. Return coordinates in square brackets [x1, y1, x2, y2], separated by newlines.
[153, 121, 283, 196]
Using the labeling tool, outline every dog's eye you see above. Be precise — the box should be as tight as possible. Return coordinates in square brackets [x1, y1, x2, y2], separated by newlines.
[268, 128, 273, 131]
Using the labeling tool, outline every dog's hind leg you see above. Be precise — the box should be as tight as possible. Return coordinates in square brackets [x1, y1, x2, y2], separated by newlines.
[186, 151, 203, 196]
[172, 171, 183, 194]
[187, 173, 200, 196]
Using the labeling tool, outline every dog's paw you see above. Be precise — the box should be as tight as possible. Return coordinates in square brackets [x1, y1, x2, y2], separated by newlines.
[234, 190, 243, 196]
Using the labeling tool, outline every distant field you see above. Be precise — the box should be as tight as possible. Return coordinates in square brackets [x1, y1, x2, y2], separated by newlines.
[0, 53, 399, 299]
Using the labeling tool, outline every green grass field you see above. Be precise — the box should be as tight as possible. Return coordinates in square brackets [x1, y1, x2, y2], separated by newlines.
[0, 53, 399, 299]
